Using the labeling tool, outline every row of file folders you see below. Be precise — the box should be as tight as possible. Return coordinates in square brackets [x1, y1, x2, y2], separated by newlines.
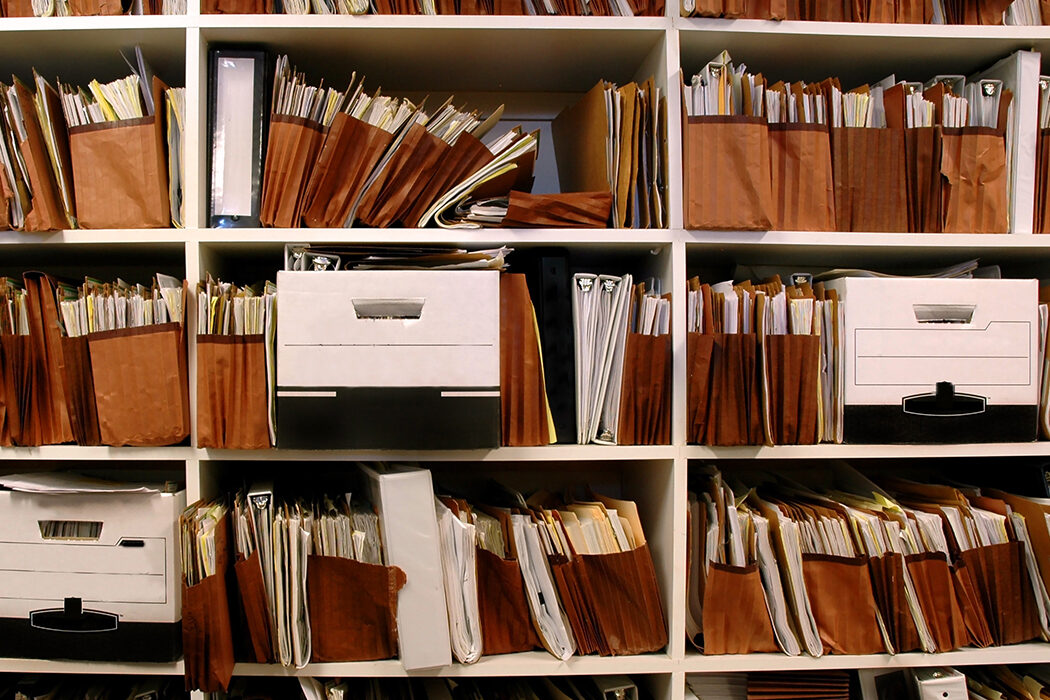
[681, 0, 1047, 25]
[689, 462, 1050, 657]
[180, 464, 666, 692]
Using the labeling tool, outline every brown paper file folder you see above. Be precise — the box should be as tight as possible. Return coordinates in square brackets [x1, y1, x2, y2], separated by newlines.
[356, 122, 448, 228]
[950, 557, 995, 648]
[67, 0, 122, 16]
[869, 553, 921, 653]
[706, 333, 762, 446]
[0, 335, 30, 446]
[260, 116, 326, 228]
[233, 551, 273, 663]
[302, 113, 394, 228]
[58, 335, 100, 446]
[577, 544, 668, 655]
[196, 335, 269, 450]
[307, 555, 406, 662]
[768, 123, 835, 231]
[702, 562, 779, 654]
[617, 332, 671, 445]
[550, 554, 600, 655]
[906, 552, 967, 652]
[501, 191, 613, 229]
[801, 554, 886, 655]
[940, 127, 1008, 234]
[500, 273, 553, 447]
[830, 127, 907, 232]
[687, 332, 715, 444]
[684, 116, 773, 231]
[550, 81, 614, 227]
[763, 333, 820, 445]
[0, 0, 34, 15]
[89, 322, 189, 446]
[476, 548, 542, 655]
[23, 272, 73, 446]
[1036, 129, 1050, 233]
[182, 514, 234, 693]
[904, 127, 943, 233]
[202, 0, 269, 11]
[957, 541, 1041, 646]
[69, 78, 170, 228]
[402, 132, 493, 228]
[15, 80, 70, 232]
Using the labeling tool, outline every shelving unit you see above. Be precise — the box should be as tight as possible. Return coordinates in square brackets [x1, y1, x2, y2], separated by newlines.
[4, 6, 1050, 700]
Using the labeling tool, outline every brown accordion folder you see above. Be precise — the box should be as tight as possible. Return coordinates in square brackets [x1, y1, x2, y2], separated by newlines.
[940, 127, 1008, 233]
[830, 127, 907, 232]
[1036, 129, 1050, 233]
[307, 555, 406, 662]
[955, 541, 1041, 647]
[22, 272, 74, 446]
[182, 512, 235, 693]
[895, 0, 924, 22]
[302, 112, 394, 228]
[88, 321, 189, 446]
[744, 0, 796, 21]
[684, 116, 773, 230]
[67, 0, 122, 16]
[705, 333, 763, 446]
[549, 552, 601, 655]
[202, 0, 269, 11]
[476, 547, 541, 655]
[702, 562, 779, 654]
[801, 554, 886, 655]
[617, 332, 671, 446]
[402, 132, 493, 227]
[260, 115, 326, 228]
[804, 0, 849, 21]
[0, 0, 34, 15]
[15, 81, 69, 232]
[906, 552, 967, 652]
[69, 77, 170, 229]
[768, 123, 835, 231]
[0, 176, 11, 230]
[501, 191, 613, 229]
[196, 335, 270, 450]
[233, 550, 273, 663]
[355, 122, 448, 228]
[500, 273, 552, 447]
[687, 332, 715, 444]
[950, 557, 995, 648]
[904, 127, 943, 233]
[59, 335, 101, 446]
[868, 553, 922, 653]
[762, 333, 820, 445]
[0, 335, 32, 446]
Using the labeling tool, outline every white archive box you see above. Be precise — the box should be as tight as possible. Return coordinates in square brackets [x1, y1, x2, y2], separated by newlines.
[0, 479, 185, 662]
[824, 276, 1039, 443]
[275, 269, 500, 449]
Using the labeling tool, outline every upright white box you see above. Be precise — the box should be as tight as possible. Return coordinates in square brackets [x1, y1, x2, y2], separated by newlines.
[358, 463, 451, 670]
[825, 277, 1039, 443]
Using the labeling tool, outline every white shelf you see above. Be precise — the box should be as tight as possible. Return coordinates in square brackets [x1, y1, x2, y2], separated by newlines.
[0, 445, 194, 461]
[199, 445, 678, 461]
[0, 658, 184, 675]
[684, 442, 1050, 460]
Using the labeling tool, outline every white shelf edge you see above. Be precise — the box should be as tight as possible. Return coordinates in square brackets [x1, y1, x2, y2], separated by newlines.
[199, 444, 677, 461]
[0, 14, 187, 30]
[0, 445, 194, 460]
[195, 227, 676, 246]
[0, 658, 184, 675]
[197, 13, 669, 29]
[0, 229, 190, 246]
[674, 16, 1050, 40]
[683, 643, 1050, 673]
[683, 442, 1050, 459]
[683, 230, 1050, 249]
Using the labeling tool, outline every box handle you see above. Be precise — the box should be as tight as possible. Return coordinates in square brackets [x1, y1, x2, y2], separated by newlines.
[352, 298, 425, 320]
[913, 304, 975, 324]
[902, 382, 986, 417]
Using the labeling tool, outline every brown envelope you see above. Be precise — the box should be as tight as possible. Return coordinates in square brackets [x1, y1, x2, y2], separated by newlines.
[687, 332, 715, 444]
[905, 552, 966, 652]
[830, 127, 907, 232]
[801, 554, 886, 655]
[904, 127, 943, 233]
[68, 0, 122, 15]
[196, 335, 269, 450]
[618, 332, 671, 446]
[58, 335, 100, 446]
[940, 127, 1008, 234]
[89, 322, 189, 446]
[551, 81, 614, 224]
[767, 123, 835, 231]
[182, 514, 234, 693]
[988, 489, 1050, 596]
[500, 274, 552, 447]
[307, 555, 406, 662]
[684, 116, 773, 231]
[706, 333, 762, 446]
[476, 548, 541, 655]
[868, 553, 921, 653]
[549, 554, 600, 655]
[301, 113, 394, 228]
[958, 542, 1040, 646]
[260, 116, 326, 229]
[0, 0, 34, 15]
[15, 80, 69, 232]
[950, 558, 995, 647]
[763, 333, 820, 445]
[501, 191, 613, 228]
[68, 78, 169, 229]
[233, 551, 273, 663]
[402, 132, 493, 228]
[702, 562, 779, 654]
[22, 272, 73, 446]
[0, 335, 29, 445]
[356, 122, 449, 228]
[1036, 129, 1050, 233]
[576, 544, 668, 655]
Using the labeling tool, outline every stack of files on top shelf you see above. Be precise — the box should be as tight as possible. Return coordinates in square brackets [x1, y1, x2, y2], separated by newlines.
[680, 0, 1040, 25]
[686, 274, 843, 446]
[195, 276, 277, 450]
[573, 273, 670, 445]
[0, 272, 189, 447]
[0, 49, 185, 231]
[682, 50, 1034, 234]
[203, 0, 661, 18]
[687, 462, 1050, 658]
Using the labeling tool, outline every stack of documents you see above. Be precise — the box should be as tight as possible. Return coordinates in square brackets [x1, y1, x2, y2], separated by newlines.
[165, 87, 185, 228]
[552, 77, 667, 229]
[573, 273, 670, 445]
[195, 276, 276, 449]
[686, 274, 843, 446]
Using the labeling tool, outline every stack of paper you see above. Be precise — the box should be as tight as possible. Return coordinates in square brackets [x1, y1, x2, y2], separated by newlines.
[57, 272, 184, 338]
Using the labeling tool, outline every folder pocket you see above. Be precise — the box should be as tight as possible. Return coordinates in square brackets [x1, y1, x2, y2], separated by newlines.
[476, 548, 541, 655]
[182, 513, 233, 693]
[701, 562, 779, 654]
[67, 0, 122, 14]
[260, 115, 326, 228]
[905, 552, 966, 652]
[0, 0, 34, 15]
[767, 123, 835, 231]
[500, 274, 552, 447]
[687, 332, 715, 444]
[233, 551, 273, 663]
[868, 553, 921, 653]
[196, 335, 269, 449]
[957, 541, 1040, 646]
[402, 132, 494, 228]
[1037, 128, 1050, 233]
[356, 123, 449, 228]
[830, 127, 907, 232]
[306, 554, 406, 662]
[801, 553, 885, 654]
[576, 544, 668, 656]
[58, 335, 100, 446]
[706, 332, 762, 446]
[88, 322, 189, 446]
[618, 333, 671, 446]
[762, 333, 820, 445]
[549, 554, 600, 655]
[951, 557, 995, 648]
[0, 335, 29, 446]
[68, 79, 170, 229]
[683, 116, 773, 231]
[904, 126, 943, 233]
[940, 127, 1009, 234]
[301, 112, 394, 228]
